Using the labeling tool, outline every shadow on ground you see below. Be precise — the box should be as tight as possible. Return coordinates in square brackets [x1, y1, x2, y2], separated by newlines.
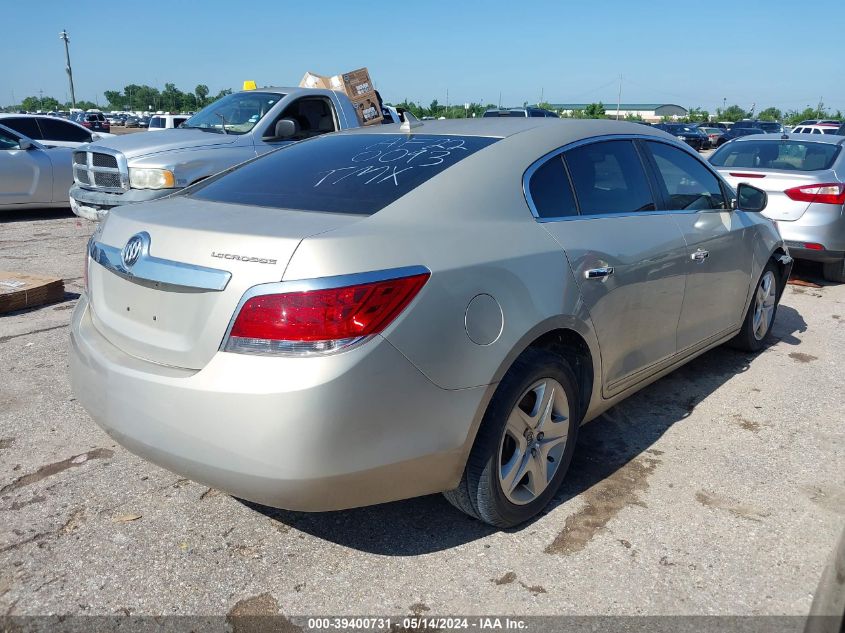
[0, 208, 74, 224]
[246, 296, 808, 555]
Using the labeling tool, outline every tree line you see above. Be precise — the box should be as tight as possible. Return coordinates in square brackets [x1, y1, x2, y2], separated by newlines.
[4, 84, 232, 114]
[388, 100, 843, 125]
[3, 86, 842, 126]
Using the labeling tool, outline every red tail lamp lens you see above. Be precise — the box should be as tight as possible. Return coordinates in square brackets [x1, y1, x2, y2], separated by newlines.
[230, 273, 430, 344]
[784, 183, 845, 205]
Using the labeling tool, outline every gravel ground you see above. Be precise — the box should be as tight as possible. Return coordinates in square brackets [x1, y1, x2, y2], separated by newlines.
[0, 209, 843, 622]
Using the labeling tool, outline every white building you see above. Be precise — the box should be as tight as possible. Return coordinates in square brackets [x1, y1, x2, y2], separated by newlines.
[549, 103, 688, 123]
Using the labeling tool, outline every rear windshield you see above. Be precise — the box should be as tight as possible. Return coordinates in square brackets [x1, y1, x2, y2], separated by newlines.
[710, 140, 841, 171]
[188, 133, 499, 214]
[483, 110, 526, 117]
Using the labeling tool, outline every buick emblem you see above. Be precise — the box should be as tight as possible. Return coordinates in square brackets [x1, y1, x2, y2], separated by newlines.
[121, 233, 148, 268]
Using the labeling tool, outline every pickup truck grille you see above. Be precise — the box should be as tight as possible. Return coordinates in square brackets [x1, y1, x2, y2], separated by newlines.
[72, 150, 128, 193]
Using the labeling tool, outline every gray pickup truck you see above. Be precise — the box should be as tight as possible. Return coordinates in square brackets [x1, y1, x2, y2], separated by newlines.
[70, 86, 397, 221]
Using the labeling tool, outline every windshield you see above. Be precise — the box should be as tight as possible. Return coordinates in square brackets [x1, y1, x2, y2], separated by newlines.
[181, 91, 282, 135]
[710, 140, 840, 171]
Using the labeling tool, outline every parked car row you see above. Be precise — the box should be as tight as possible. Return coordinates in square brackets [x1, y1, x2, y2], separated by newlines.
[6, 82, 845, 526]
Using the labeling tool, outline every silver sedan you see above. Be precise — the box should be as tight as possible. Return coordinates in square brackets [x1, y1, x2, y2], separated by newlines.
[0, 123, 73, 210]
[69, 119, 790, 527]
[710, 132, 845, 282]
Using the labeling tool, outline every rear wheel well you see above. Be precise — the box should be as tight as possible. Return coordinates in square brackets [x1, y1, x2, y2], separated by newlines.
[770, 248, 791, 297]
[524, 329, 594, 423]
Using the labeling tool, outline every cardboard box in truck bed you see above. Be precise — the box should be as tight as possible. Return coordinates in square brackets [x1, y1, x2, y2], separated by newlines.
[299, 68, 383, 126]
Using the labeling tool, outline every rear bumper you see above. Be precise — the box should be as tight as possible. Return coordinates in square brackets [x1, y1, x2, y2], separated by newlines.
[777, 209, 845, 263]
[68, 296, 486, 511]
[69, 184, 176, 220]
[784, 243, 845, 264]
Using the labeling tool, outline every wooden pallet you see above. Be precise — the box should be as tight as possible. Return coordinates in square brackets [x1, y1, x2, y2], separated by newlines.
[0, 271, 66, 314]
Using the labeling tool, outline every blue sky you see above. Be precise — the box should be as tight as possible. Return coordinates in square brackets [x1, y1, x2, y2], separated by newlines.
[4, 0, 844, 113]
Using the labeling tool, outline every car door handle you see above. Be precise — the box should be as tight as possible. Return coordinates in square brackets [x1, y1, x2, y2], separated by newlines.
[691, 249, 710, 263]
[585, 267, 614, 279]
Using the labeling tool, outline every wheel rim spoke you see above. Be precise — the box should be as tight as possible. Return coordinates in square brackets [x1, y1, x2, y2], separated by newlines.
[501, 447, 530, 494]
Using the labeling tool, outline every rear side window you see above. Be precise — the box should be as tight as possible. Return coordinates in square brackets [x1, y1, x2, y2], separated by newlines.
[189, 133, 499, 214]
[37, 118, 91, 142]
[527, 155, 578, 218]
[563, 140, 655, 215]
[710, 140, 840, 171]
[149, 117, 165, 128]
[645, 141, 726, 210]
[3, 117, 42, 139]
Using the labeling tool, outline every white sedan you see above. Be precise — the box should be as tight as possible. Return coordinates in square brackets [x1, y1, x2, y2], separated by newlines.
[0, 123, 74, 210]
[0, 114, 114, 149]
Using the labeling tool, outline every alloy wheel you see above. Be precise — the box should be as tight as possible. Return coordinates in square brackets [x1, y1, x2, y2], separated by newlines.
[752, 271, 777, 341]
[498, 378, 570, 505]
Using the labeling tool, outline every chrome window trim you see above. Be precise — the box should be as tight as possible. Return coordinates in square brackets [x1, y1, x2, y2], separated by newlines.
[72, 145, 129, 193]
[89, 238, 231, 292]
[522, 134, 728, 222]
[219, 265, 432, 354]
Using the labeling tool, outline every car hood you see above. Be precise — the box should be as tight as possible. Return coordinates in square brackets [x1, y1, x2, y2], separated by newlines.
[81, 128, 241, 159]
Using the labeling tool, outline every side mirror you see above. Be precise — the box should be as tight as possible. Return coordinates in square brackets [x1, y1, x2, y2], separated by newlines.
[736, 183, 768, 212]
[18, 139, 32, 150]
[265, 118, 296, 141]
[91, 133, 101, 141]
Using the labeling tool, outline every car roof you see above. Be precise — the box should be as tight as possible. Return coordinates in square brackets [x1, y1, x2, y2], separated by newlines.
[729, 132, 845, 145]
[0, 113, 48, 119]
[335, 118, 687, 151]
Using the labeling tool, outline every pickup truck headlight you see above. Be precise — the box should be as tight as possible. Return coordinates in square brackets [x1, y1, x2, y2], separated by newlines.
[129, 168, 175, 189]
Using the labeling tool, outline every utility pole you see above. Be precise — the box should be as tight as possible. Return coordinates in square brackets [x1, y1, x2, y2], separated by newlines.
[59, 30, 76, 109]
[616, 73, 623, 120]
[38, 89, 44, 111]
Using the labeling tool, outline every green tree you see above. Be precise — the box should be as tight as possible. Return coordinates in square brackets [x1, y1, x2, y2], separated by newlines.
[758, 107, 782, 121]
[195, 84, 209, 108]
[716, 104, 748, 122]
[583, 102, 606, 118]
[20, 95, 60, 112]
[685, 107, 710, 123]
[784, 107, 830, 125]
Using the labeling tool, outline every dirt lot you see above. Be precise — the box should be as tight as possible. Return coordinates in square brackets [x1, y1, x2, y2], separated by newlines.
[0, 209, 843, 621]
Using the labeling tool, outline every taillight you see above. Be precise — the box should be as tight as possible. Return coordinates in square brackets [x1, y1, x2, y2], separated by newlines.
[803, 242, 825, 251]
[224, 270, 430, 356]
[784, 183, 845, 205]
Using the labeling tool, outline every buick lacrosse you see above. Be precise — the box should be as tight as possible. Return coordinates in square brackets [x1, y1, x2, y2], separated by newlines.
[70, 119, 790, 527]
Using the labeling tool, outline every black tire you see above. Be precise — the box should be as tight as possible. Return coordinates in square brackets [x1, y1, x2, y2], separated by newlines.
[443, 348, 580, 528]
[822, 259, 845, 283]
[731, 261, 781, 352]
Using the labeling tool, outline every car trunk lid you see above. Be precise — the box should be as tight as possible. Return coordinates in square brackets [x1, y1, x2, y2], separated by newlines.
[716, 167, 838, 221]
[88, 197, 360, 369]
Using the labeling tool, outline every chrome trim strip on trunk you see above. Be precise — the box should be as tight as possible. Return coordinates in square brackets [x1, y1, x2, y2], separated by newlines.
[89, 240, 231, 292]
